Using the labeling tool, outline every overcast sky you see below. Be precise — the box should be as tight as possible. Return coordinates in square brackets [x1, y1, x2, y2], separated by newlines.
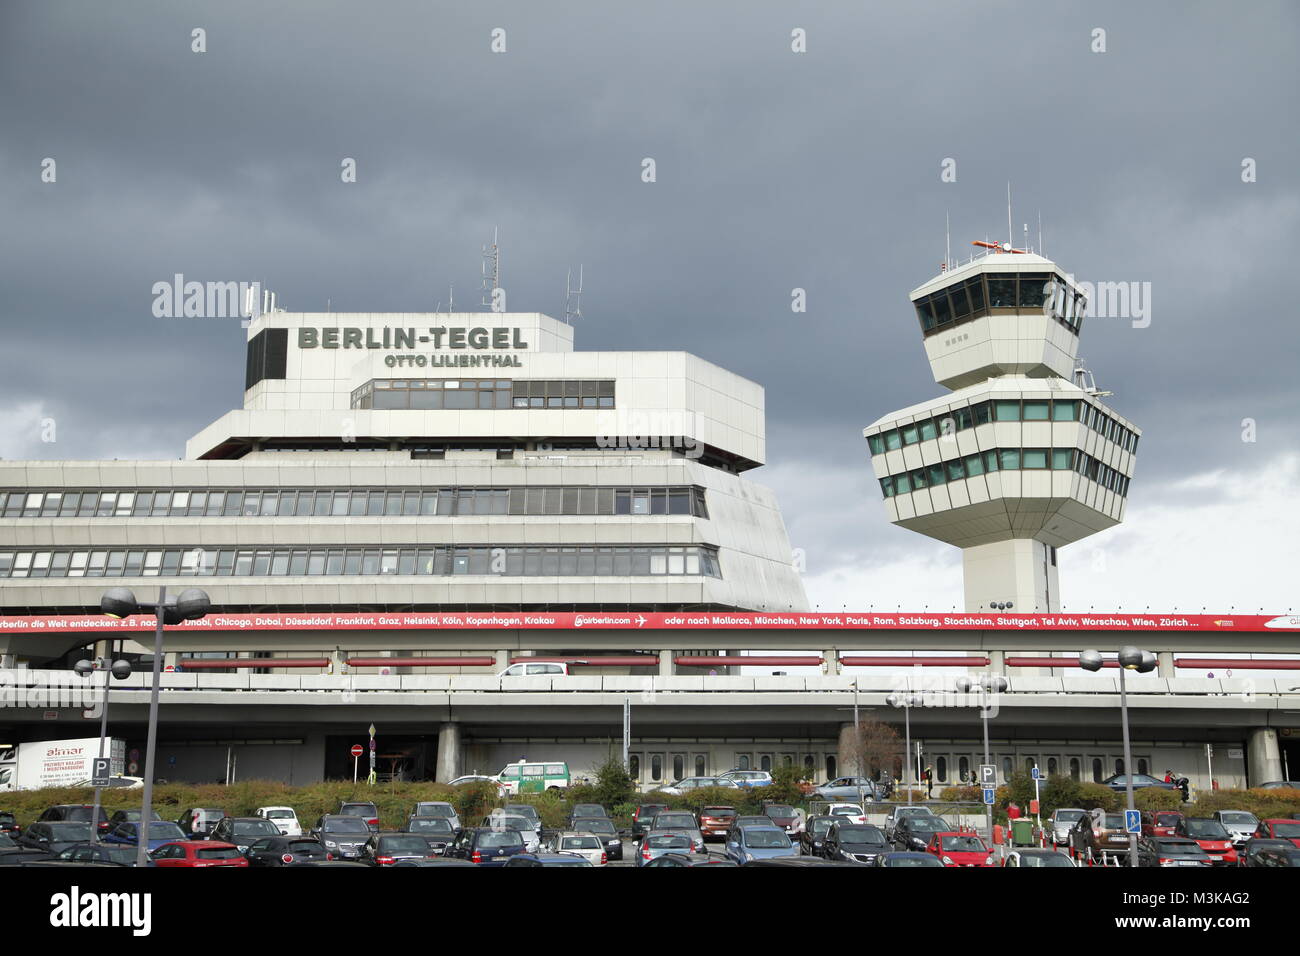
[1, 1, 1297, 614]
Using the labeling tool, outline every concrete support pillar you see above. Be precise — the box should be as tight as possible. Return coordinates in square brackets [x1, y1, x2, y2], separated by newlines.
[658, 649, 673, 676]
[987, 650, 1005, 673]
[1157, 651, 1175, 678]
[837, 722, 857, 777]
[0, 653, 13, 669]
[436, 722, 461, 783]
[494, 650, 509, 671]
[1247, 727, 1282, 787]
[822, 648, 839, 675]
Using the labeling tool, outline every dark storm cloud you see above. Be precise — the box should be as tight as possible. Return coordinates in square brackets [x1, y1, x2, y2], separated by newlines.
[1, 0, 1297, 506]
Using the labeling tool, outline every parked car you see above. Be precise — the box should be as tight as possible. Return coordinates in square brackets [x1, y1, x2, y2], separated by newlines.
[1099, 773, 1178, 794]
[732, 815, 774, 829]
[19, 821, 96, 854]
[872, 851, 944, 867]
[338, 801, 380, 832]
[36, 805, 110, 835]
[699, 806, 737, 841]
[444, 826, 526, 865]
[1048, 808, 1087, 846]
[567, 803, 608, 824]
[1212, 809, 1260, 847]
[636, 832, 695, 866]
[812, 776, 877, 802]
[724, 825, 795, 864]
[311, 815, 373, 859]
[883, 805, 937, 843]
[717, 770, 774, 789]
[543, 831, 607, 866]
[822, 823, 889, 864]
[926, 831, 994, 867]
[254, 806, 302, 837]
[1240, 839, 1300, 867]
[502, 803, 543, 836]
[447, 774, 502, 790]
[800, 815, 837, 856]
[1002, 849, 1076, 867]
[362, 832, 444, 866]
[102, 820, 188, 852]
[481, 813, 540, 852]
[1069, 812, 1132, 864]
[405, 816, 457, 852]
[658, 777, 741, 795]
[54, 843, 150, 866]
[571, 816, 622, 861]
[649, 810, 705, 853]
[892, 815, 950, 852]
[762, 803, 802, 836]
[502, 853, 592, 867]
[825, 803, 869, 826]
[410, 801, 460, 830]
[631, 803, 669, 838]
[1174, 818, 1238, 865]
[208, 817, 283, 853]
[497, 661, 570, 677]
[1141, 810, 1185, 837]
[151, 840, 248, 867]
[244, 836, 331, 866]
[108, 808, 163, 827]
[175, 807, 227, 838]
[0, 811, 19, 837]
[1253, 819, 1300, 847]
[1135, 836, 1213, 867]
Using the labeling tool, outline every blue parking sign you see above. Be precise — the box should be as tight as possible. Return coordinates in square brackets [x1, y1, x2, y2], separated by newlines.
[982, 787, 996, 805]
[1031, 767, 1041, 780]
[1125, 809, 1141, 834]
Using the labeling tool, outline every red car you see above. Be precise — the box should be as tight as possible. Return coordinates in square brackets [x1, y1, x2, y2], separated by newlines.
[1255, 819, 1300, 848]
[1175, 818, 1237, 865]
[926, 831, 994, 867]
[1142, 810, 1184, 837]
[699, 806, 737, 840]
[151, 840, 248, 867]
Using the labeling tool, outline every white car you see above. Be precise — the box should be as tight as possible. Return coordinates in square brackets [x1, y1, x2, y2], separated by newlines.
[658, 777, 742, 796]
[548, 831, 608, 866]
[255, 806, 302, 837]
[826, 803, 869, 826]
[497, 661, 571, 677]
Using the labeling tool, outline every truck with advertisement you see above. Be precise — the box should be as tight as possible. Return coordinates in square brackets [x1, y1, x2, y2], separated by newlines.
[0, 737, 125, 791]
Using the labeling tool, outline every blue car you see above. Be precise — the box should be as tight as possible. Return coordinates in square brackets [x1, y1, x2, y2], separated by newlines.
[102, 821, 189, 852]
[724, 825, 793, 864]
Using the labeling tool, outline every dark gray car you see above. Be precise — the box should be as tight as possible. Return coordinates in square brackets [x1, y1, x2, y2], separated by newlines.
[312, 815, 373, 859]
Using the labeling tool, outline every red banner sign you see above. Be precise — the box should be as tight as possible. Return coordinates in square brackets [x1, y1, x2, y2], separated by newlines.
[0, 611, 1296, 632]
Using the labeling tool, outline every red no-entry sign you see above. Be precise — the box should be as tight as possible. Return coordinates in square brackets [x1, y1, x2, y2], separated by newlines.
[350, 744, 363, 757]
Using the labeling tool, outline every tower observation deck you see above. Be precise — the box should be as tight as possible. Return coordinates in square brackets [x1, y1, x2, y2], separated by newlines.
[863, 243, 1140, 612]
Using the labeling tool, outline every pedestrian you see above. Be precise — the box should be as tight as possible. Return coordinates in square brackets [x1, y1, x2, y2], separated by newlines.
[924, 765, 934, 799]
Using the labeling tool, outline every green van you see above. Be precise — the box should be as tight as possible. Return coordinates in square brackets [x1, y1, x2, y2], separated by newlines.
[497, 761, 571, 794]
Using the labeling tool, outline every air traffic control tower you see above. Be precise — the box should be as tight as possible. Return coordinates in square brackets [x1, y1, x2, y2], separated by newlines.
[863, 241, 1140, 612]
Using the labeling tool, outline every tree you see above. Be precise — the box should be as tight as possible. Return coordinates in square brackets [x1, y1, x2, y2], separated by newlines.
[846, 720, 903, 784]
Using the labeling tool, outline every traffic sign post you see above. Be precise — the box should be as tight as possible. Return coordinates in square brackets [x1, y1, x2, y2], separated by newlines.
[90, 757, 111, 788]
[351, 744, 363, 783]
[367, 724, 376, 785]
[1124, 809, 1141, 834]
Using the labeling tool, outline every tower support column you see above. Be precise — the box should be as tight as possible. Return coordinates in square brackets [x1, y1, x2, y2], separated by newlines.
[1247, 728, 1282, 787]
[962, 539, 1060, 613]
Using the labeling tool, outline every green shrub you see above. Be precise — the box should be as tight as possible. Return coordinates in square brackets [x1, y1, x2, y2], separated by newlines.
[1191, 787, 1300, 819]
[1132, 788, 1183, 812]
[1076, 782, 1118, 811]
[1040, 774, 1083, 816]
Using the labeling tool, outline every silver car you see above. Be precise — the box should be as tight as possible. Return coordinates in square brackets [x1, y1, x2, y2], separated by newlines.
[649, 811, 705, 853]
[411, 801, 460, 831]
[813, 777, 878, 802]
[1049, 808, 1088, 846]
[1212, 810, 1260, 847]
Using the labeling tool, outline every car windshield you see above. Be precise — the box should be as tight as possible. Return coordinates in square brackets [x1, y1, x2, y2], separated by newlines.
[1056, 810, 1086, 822]
[765, 806, 795, 817]
[340, 805, 376, 817]
[941, 835, 986, 852]
[745, 830, 791, 848]
[0, 834, 16, 848]
[381, 836, 431, 853]
[146, 823, 185, 838]
[102, 846, 137, 864]
[416, 804, 454, 817]
[489, 816, 530, 830]
[288, 841, 323, 853]
[506, 806, 541, 822]
[1184, 820, 1229, 839]
[1218, 812, 1256, 825]
[1271, 823, 1300, 837]
[479, 831, 523, 848]
[61, 808, 100, 822]
[1103, 815, 1126, 828]
[49, 823, 93, 839]
[837, 826, 885, 845]
[233, 821, 280, 836]
[908, 819, 945, 833]
[648, 835, 689, 849]
[197, 847, 241, 860]
[409, 818, 453, 834]
[578, 820, 616, 836]
[323, 819, 371, 834]
[1021, 852, 1073, 867]
[830, 806, 862, 816]
[811, 818, 836, 836]
[563, 837, 601, 849]
[702, 808, 735, 818]
[1157, 841, 1205, 856]
[655, 813, 695, 826]
[264, 810, 295, 820]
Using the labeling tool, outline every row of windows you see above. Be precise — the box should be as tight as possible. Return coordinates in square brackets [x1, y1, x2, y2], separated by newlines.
[0, 486, 708, 520]
[350, 378, 617, 410]
[866, 399, 1138, 455]
[879, 447, 1132, 498]
[0, 544, 722, 579]
[914, 271, 1086, 338]
[915, 754, 1150, 784]
[629, 751, 830, 783]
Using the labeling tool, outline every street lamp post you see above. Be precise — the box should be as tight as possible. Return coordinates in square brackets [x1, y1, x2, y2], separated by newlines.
[887, 691, 922, 806]
[100, 586, 211, 867]
[957, 674, 1008, 849]
[1081, 646, 1156, 868]
[852, 679, 863, 808]
[73, 643, 132, 844]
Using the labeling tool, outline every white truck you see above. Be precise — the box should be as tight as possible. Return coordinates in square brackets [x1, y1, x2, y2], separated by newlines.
[0, 737, 125, 791]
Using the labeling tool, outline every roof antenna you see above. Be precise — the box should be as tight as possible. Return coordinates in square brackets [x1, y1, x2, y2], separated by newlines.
[448, 284, 454, 314]
[565, 264, 584, 323]
[1006, 182, 1013, 250]
[1038, 209, 1044, 259]
[480, 227, 500, 312]
[945, 210, 951, 271]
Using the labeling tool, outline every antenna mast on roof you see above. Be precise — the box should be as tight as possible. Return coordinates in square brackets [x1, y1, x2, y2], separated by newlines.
[1038, 209, 1044, 258]
[945, 211, 951, 271]
[1006, 182, 1013, 250]
[565, 264, 584, 323]
[480, 227, 500, 311]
